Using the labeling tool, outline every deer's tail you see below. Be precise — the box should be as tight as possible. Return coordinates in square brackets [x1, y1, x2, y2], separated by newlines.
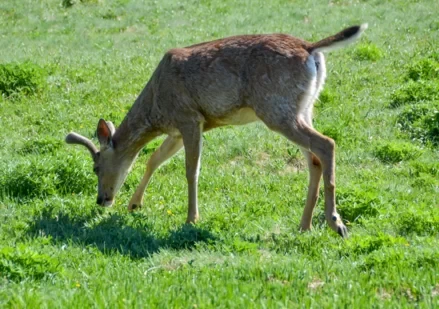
[307, 24, 368, 53]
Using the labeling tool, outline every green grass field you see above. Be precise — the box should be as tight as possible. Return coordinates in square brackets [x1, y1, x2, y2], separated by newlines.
[1, 0, 439, 307]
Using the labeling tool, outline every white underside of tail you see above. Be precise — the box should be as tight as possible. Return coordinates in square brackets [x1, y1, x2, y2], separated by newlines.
[312, 23, 368, 54]
[298, 52, 327, 126]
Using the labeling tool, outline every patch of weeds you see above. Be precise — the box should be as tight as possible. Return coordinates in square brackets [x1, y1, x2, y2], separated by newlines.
[18, 137, 63, 155]
[397, 103, 432, 131]
[0, 62, 46, 97]
[397, 101, 439, 145]
[406, 58, 439, 81]
[429, 20, 439, 32]
[318, 89, 337, 105]
[392, 56, 439, 146]
[0, 155, 94, 200]
[55, 155, 96, 195]
[217, 238, 259, 254]
[228, 144, 248, 159]
[397, 211, 439, 236]
[204, 212, 237, 233]
[268, 233, 329, 257]
[166, 225, 217, 250]
[345, 233, 407, 255]
[115, 0, 130, 6]
[423, 110, 439, 145]
[61, 0, 75, 8]
[373, 141, 422, 164]
[408, 247, 439, 268]
[62, 0, 100, 8]
[0, 245, 61, 282]
[320, 126, 344, 144]
[101, 10, 119, 20]
[66, 66, 100, 84]
[361, 245, 439, 274]
[408, 161, 439, 177]
[0, 7, 22, 21]
[360, 248, 404, 271]
[353, 43, 384, 61]
[96, 26, 128, 34]
[390, 80, 439, 108]
[233, 238, 259, 253]
[1, 161, 58, 200]
[336, 188, 380, 223]
[411, 172, 438, 188]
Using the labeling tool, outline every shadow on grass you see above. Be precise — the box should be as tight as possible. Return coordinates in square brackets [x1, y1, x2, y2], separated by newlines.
[27, 208, 216, 259]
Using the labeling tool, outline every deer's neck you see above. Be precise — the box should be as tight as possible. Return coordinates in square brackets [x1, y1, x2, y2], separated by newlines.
[112, 83, 160, 160]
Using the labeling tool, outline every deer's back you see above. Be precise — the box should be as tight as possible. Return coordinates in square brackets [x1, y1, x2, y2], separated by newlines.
[151, 34, 316, 130]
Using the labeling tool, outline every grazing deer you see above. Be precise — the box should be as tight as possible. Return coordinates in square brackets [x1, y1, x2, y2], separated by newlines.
[66, 24, 368, 237]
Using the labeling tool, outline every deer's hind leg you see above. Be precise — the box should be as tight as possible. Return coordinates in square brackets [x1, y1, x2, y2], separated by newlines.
[299, 150, 322, 231]
[254, 63, 347, 237]
[262, 110, 347, 237]
[128, 135, 183, 211]
[298, 51, 328, 231]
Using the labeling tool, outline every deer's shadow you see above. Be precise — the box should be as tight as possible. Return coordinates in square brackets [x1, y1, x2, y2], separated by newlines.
[27, 207, 216, 259]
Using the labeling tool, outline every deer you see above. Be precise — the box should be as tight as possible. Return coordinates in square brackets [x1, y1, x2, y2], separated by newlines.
[66, 24, 368, 238]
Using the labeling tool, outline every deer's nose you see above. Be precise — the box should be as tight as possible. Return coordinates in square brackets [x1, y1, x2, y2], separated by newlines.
[96, 196, 104, 205]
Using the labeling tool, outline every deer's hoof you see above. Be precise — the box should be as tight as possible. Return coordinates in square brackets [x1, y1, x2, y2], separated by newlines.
[298, 225, 312, 232]
[128, 203, 141, 212]
[185, 215, 199, 225]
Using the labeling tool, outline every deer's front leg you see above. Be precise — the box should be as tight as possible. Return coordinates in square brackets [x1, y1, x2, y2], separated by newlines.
[128, 136, 183, 211]
[181, 123, 203, 224]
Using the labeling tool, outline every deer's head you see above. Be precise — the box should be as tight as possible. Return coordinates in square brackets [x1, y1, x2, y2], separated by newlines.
[65, 119, 131, 207]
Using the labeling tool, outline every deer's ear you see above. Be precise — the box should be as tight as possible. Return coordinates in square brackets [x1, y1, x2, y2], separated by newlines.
[97, 119, 113, 148]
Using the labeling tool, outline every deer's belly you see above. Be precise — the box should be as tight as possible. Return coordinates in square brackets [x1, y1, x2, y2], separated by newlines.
[218, 107, 260, 126]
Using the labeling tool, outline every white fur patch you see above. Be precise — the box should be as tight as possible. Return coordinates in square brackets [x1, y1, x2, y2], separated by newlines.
[314, 52, 327, 104]
[297, 71, 317, 123]
[298, 53, 327, 126]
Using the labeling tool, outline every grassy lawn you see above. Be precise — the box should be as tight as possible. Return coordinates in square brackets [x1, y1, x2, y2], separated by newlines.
[1, 0, 439, 307]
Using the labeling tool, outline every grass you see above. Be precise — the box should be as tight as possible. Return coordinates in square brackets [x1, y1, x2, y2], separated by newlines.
[0, 62, 47, 97]
[1, 0, 439, 307]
